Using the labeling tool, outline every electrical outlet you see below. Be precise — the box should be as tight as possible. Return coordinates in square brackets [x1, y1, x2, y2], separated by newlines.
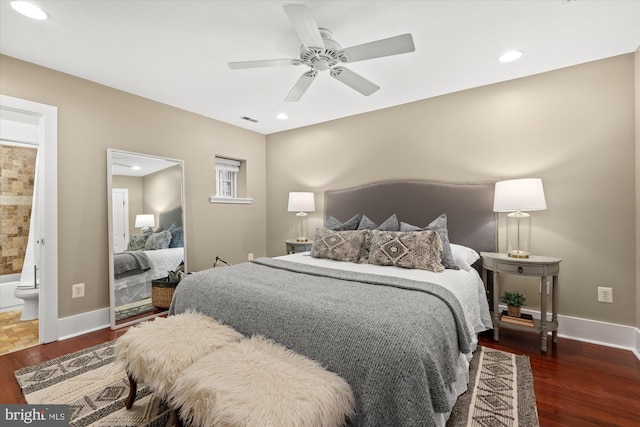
[597, 287, 613, 303]
[248, 253, 254, 261]
[72, 283, 85, 298]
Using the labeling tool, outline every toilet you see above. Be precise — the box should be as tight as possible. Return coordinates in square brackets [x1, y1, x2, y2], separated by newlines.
[14, 285, 39, 321]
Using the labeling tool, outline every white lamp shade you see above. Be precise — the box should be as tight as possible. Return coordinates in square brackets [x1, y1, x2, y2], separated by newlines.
[287, 192, 316, 212]
[493, 178, 547, 212]
[135, 214, 155, 228]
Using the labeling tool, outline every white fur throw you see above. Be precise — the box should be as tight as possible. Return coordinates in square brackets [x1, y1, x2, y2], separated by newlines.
[114, 311, 244, 400]
[170, 335, 355, 427]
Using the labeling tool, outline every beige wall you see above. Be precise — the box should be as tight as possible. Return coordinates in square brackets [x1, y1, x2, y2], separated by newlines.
[142, 164, 182, 221]
[636, 47, 640, 329]
[0, 55, 267, 319]
[266, 54, 636, 326]
[112, 175, 143, 238]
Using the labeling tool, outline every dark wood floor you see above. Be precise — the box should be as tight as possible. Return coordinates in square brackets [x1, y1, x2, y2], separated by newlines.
[1, 326, 639, 426]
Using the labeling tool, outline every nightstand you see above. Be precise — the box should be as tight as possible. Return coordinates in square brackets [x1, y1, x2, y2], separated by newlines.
[285, 239, 313, 254]
[481, 252, 562, 352]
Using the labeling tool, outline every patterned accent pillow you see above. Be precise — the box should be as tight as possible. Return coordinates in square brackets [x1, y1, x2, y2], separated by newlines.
[325, 214, 361, 231]
[368, 230, 444, 272]
[144, 230, 173, 250]
[400, 213, 459, 270]
[311, 228, 366, 263]
[357, 214, 399, 263]
[127, 234, 148, 251]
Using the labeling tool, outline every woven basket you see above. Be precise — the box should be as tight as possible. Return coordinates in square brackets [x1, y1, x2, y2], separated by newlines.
[151, 277, 178, 309]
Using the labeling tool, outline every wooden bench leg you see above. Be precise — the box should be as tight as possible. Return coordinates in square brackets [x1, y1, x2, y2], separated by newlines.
[173, 408, 184, 427]
[124, 373, 137, 409]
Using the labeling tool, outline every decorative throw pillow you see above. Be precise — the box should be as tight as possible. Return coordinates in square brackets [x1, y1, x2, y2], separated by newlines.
[357, 214, 399, 263]
[400, 213, 459, 270]
[310, 228, 366, 263]
[325, 214, 361, 231]
[127, 234, 148, 251]
[368, 230, 444, 272]
[169, 226, 184, 248]
[144, 230, 172, 250]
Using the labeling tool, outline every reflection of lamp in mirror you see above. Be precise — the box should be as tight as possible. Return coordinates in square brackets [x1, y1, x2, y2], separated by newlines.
[287, 192, 315, 242]
[493, 178, 547, 258]
[135, 214, 155, 233]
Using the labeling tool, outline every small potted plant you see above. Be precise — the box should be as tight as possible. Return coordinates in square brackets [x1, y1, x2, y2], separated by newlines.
[500, 291, 526, 318]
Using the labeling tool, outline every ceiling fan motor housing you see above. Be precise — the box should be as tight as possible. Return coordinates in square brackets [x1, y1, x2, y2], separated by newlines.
[299, 28, 347, 71]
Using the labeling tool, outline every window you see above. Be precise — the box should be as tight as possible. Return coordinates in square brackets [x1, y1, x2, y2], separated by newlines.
[215, 157, 239, 198]
[210, 156, 252, 204]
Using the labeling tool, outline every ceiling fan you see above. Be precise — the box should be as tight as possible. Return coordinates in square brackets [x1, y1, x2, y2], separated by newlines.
[228, 3, 416, 102]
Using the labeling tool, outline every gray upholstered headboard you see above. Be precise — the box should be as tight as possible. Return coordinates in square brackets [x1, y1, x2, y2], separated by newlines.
[324, 180, 496, 255]
[158, 206, 183, 230]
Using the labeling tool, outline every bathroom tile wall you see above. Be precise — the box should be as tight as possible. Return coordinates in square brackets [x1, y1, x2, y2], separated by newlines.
[0, 145, 37, 276]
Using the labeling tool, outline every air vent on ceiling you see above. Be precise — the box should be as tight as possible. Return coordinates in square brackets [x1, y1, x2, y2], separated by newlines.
[240, 116, 258, 123]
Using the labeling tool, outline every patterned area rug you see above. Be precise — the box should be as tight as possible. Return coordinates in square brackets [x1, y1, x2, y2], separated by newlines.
[14, 342, 538, 427]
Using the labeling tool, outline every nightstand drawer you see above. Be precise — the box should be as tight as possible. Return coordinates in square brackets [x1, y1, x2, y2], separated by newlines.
[496, 262, 544, 276]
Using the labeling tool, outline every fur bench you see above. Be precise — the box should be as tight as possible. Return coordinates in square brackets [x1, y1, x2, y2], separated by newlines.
[170, 335, 354, 427]
[114, 311, 244, 406]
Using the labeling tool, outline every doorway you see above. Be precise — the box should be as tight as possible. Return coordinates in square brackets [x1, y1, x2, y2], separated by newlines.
[0, 94, 58, 348]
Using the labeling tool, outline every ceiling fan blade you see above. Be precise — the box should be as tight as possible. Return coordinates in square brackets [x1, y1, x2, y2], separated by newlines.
[228, 59, 299, 70]
[283, 3, 325, 50]
[330, 67, 379, 96]
[341, 34, 415, 63]
[285, 70, 318, 102]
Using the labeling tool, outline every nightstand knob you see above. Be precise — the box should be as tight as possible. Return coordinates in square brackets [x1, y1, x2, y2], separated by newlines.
[518, 266, 524, 273]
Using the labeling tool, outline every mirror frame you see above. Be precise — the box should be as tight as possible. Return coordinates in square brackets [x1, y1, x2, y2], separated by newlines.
[107, 148, 187, 329]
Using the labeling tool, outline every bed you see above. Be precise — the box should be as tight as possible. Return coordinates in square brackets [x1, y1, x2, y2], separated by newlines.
[170, 180, 496, 427]
[113, 207, 184, 307]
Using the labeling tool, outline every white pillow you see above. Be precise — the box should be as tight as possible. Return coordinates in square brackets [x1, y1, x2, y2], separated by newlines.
[450, 244, 480, 271]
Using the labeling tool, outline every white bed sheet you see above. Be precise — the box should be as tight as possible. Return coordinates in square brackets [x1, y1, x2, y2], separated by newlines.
[275, 252, 493, 427]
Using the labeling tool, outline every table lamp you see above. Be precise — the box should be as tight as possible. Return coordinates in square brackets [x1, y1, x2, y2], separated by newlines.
[493, 178, 547, 258]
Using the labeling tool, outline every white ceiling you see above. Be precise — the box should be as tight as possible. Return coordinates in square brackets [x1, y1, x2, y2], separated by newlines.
[1, 1, 639, 135]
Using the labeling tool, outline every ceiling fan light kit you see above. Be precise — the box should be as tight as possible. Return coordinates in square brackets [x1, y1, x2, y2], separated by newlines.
[228, 3, 415, 102]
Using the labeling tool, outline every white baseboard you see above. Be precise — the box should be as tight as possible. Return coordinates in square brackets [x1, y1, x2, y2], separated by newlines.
[57, 307, 110, 340]
[55, 306, 640, 361]
[507, 305, 640, 361]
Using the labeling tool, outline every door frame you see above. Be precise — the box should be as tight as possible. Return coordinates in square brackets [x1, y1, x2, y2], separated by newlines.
[1, 94, 58, 343]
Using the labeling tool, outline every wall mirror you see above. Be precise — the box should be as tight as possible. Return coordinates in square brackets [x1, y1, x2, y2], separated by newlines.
[107, 149, 186, 329]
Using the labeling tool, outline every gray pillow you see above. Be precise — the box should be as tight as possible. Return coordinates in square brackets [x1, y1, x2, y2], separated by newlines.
[169, 226, 184, 248]
[127, 234, 148, 251]
[325, 214, 361, 231]
[144, 230, 172, 250]
[357, 214, 399, 231]
[368, 230, 444, 272]
[400, 213, 458, 270]
[311, 228, 366, 263]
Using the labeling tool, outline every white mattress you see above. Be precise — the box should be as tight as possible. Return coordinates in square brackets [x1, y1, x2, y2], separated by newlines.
[275, 251, 493, 427]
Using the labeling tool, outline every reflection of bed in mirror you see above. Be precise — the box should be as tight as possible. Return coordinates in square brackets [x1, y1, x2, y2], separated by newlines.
[113, 207, 184, 308]
[107, 148, 186, 329]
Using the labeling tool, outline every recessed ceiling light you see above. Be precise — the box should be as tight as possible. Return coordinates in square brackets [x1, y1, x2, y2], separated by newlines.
[10, 1, 48, 20]
[499, 50, 523, 63]
[131, 165, 141, 171]
[276, 113, 288, 120]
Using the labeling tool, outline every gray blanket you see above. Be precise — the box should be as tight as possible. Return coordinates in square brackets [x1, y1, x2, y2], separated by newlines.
[170, 258, 472, 426]
[113, 251, 151, 276]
